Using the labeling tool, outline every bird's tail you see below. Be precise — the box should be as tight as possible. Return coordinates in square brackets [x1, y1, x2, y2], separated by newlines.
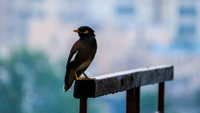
[63, 67, 75, 92]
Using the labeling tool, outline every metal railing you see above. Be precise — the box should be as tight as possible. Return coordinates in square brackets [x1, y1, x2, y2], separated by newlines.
[73, 65, 174, 113]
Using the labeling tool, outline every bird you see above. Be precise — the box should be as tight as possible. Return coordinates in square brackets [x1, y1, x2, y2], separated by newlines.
[63, 26, 97, 92]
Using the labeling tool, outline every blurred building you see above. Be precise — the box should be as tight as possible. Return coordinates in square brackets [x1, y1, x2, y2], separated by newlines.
[172, 0, 199, 51]
[0, 0, 200, 54]
[0, 0, 46, 55]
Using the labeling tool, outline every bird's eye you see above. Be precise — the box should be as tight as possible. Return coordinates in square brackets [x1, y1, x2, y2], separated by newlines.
[82, 30, 88, 34]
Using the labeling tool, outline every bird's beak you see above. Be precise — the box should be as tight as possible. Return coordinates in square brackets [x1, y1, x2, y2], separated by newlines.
[73, 29, 88, 34]
[73, 29, 79, 33]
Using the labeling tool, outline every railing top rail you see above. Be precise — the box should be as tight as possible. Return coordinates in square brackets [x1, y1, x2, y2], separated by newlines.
[74, 65, 174, 99]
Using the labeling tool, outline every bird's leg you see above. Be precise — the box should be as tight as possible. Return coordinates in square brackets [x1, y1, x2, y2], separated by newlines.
[74, 70, 96, 80]
[74, 71, 79, 80]
[74, 71, 87, 80]
[82, 71, 96, 80]
[82, 72, 89, 78]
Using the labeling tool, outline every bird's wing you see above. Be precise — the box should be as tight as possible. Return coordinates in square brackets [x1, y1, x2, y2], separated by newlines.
[66, 41, 80, 69]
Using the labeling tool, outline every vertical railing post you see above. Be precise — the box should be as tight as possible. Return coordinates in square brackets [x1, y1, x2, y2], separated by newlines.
[135, 87, 140, 113]
[158, 82, 165, 113]
[80, 98, 87, 113]
[126, 87, 140, 113]
[126, 88, 134, 113]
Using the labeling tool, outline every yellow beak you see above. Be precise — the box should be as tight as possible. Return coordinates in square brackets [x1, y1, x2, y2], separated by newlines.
[73, 29, 88, 34]
[73, 29, 79, 33]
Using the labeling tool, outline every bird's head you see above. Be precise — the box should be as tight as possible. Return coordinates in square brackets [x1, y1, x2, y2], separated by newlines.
[73, 26, 95, 38]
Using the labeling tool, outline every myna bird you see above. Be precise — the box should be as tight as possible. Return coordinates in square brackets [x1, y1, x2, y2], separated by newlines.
[64, 26, 97, 91]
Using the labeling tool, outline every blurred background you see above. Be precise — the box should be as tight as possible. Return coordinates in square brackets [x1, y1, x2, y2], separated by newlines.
[0, 0, 200, 113]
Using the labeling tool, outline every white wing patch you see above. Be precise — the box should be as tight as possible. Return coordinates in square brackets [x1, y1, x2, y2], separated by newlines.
[70, 50, 78, 62]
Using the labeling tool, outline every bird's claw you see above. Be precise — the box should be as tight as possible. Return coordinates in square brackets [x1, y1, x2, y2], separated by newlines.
[76, 77, 96, 81]
[86, 78, 96, 80]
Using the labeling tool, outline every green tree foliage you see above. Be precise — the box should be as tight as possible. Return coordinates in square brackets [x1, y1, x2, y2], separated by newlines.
[196, 89, 200, 106]
[140, 87, 174, 113]
[0, 48, 102, 113]
[141, 91, 157, 113]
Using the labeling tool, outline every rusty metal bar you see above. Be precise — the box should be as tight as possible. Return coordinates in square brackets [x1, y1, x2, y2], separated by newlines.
[74, 65, 173, 99]
[74, 65, 174, 113]
[126, 87, 140, 113]
[135, 87, 140, 113]
[158, 82, 165, 113]
[80, 98, 87, 113]
[126, 88, 134, 113]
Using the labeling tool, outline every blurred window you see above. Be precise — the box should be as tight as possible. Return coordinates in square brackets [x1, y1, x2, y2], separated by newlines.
[178, 25, 196, 35]
[179, 7, 197, 17]
[116, 6, 134, 15]
[18, 10, 31, 19]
